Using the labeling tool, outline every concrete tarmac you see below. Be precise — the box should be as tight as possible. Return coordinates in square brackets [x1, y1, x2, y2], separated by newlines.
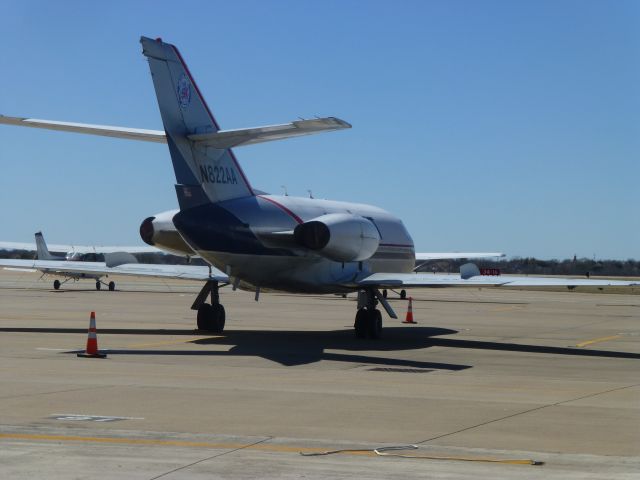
[0, 269, 638, 479]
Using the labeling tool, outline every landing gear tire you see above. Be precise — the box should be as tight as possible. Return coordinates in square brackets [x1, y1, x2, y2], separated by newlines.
[108, 281, 115, 291]
[367, 309, 383, 339]
[400, 289, 407, 300]
[53, 280, 60, 290]
[197, 303, 213, 330]
[95, 281, 101, 291]
[197, 303, 226, 333]
[354, 309, 368, 338]
[212, 303, 226, 333]
[354, 308, 382, 339]
[382, 289, 387, 298]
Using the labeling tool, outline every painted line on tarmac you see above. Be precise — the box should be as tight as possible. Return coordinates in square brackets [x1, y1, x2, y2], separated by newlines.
[0, 432, 354, 455]
[575, 335, 621, 348]
[0, 432, 540, 465]
[51, 414, 144, 422]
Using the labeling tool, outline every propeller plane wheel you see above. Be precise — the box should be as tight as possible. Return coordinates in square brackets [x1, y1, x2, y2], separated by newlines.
[53, 280, 61, 290]
[108, 281, 116, 291]
[400, 289, 407, 300]
[95, 281, 101, 291]
[197, 303, 226, 333]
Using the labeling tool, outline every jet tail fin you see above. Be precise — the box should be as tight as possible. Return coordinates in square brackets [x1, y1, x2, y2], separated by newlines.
[140, 36, 254, 206]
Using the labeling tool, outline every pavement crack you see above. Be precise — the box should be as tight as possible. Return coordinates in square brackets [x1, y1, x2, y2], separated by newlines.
[417, 383, 640, 444]
[147, 436, 273, 480]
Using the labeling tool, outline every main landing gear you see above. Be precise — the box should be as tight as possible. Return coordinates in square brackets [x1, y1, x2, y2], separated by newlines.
[193, 280, 226, 333]
[382, 289, 406, 299]
[96, 280, 116, 291]
[354, 289, 383, 339]
[51, 278, 115, 291]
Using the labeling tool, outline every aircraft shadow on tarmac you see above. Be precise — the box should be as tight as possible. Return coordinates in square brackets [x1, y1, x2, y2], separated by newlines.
[2, 325, 640, 368]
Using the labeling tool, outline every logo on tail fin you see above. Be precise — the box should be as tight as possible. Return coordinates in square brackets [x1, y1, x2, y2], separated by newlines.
[176, 74, 191, 109]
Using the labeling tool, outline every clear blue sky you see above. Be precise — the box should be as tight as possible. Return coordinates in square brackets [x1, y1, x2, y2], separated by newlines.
[1, 0, 638, 259]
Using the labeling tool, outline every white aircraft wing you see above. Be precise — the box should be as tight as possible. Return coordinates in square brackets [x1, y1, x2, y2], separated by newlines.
[188, 117, 351, 149]
[0, 259, 227, 282]
[356, 272, 638, 288]
[415, 252, 505, 261]
[0, 114, 350, 149]
[0, 241, 161, 255]
[0, 115, 166, 143]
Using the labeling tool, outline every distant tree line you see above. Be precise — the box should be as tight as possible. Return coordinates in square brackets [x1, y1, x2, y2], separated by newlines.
[1, 249, 638, 276]
[417, 257, 640, 277]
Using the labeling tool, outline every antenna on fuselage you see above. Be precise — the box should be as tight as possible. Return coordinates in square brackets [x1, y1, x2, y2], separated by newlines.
[307, 189, 314, 199]
[281, 185, 288, 196]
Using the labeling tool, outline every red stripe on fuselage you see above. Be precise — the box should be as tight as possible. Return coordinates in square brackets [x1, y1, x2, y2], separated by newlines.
[170, 45, 254, 195]
[258, 196, 303, 224]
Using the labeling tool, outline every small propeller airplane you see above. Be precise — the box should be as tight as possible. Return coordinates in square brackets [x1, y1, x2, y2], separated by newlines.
[0, 231, 158, 291]
[0, 231, 161, 261]
[0, 37, 636, 338]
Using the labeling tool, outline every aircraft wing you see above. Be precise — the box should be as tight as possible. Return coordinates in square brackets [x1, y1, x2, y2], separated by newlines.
[0, 259, 227, 282]
[415, 252, 505, 261]
[356, 272, 639, 288]
[0, 241, 161, 255]
[0, 114, 350, 149]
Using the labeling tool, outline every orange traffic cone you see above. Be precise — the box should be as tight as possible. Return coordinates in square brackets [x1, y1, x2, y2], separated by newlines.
[77, 311, 107, 358]
[403, 297, 417, 324]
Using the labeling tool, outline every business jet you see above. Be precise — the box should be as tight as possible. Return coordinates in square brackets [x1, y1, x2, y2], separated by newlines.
[0, 37, 635, 338]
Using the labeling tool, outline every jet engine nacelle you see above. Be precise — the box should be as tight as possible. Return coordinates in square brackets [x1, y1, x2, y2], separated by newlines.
[294, 213, 380, 262]
[139, 209, 195, 257]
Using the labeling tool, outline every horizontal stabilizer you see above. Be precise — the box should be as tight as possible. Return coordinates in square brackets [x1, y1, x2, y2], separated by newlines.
[0, 115, 166, 143]
[187, 117, 351, 149]
[0, 114, 350, 149]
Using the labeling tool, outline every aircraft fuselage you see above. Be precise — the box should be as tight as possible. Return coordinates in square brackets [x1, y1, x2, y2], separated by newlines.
[172, 194, 415, 294]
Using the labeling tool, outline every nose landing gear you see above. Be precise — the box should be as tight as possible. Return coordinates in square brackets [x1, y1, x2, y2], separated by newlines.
[354, 307, 382, 339]
[354, 288, 384, 339]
